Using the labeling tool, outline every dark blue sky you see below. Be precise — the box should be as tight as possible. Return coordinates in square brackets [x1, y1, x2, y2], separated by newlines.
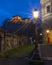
[0, 0, 40, 26]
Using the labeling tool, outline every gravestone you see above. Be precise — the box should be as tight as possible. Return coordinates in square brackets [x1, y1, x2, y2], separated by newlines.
[38, 44, 52, 65]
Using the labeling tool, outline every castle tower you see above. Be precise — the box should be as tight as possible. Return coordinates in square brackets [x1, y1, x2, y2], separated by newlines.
[40, 0, 52, 43]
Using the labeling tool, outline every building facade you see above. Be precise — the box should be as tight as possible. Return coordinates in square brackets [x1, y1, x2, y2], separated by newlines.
[40, 0, 52, 43]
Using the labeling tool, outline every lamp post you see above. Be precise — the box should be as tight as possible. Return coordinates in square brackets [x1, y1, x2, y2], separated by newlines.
[46, 30, 50, 44]
[32, 9, 39, 48]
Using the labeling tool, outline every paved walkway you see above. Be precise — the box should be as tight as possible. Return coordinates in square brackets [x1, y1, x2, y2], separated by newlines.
[0, 58, 29, 65]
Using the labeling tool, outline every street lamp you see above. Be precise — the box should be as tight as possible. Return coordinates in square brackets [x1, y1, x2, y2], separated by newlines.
[32, 9, 39, 19]
[46, 30, 50, 33]
[46, 30, 50, 43]
[32, 9, 39, 48]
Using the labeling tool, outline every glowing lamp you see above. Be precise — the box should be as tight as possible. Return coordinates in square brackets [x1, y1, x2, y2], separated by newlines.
[32, 9, 39, 19]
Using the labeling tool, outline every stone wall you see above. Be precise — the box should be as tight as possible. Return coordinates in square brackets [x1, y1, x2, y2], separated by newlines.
[0, 30, 33, 52]
[0, 31, 4, 51]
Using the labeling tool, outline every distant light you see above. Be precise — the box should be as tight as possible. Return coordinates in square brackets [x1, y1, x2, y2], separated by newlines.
[46, 30, 50, 33]
[40, 33, 42, 36]
[17, 16, 21, 20]
[32, 9, 39, 19]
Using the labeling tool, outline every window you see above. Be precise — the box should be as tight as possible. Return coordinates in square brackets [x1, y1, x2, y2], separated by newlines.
[47, 5, 51, 13]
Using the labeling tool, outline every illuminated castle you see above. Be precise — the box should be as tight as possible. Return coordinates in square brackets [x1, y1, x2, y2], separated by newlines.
[11, 15, 30, 23]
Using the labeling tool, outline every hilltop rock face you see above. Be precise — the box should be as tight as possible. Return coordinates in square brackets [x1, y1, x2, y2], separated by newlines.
[2, 18, 42, 38]
[2, 19, 36, 37]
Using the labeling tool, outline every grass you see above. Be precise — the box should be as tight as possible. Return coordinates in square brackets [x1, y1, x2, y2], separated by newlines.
[0, 45, 35, 58]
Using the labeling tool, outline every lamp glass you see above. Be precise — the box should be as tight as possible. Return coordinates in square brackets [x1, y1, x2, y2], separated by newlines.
[33, 10, 39, 19]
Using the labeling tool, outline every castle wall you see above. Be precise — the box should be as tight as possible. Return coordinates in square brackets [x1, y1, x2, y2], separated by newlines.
[0, 30, 32, 52]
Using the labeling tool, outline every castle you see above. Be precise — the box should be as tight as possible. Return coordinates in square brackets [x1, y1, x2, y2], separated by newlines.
[0, 16, 33, 52]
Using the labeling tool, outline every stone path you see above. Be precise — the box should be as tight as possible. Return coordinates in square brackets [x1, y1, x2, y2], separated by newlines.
[0, 58, 29, 65]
